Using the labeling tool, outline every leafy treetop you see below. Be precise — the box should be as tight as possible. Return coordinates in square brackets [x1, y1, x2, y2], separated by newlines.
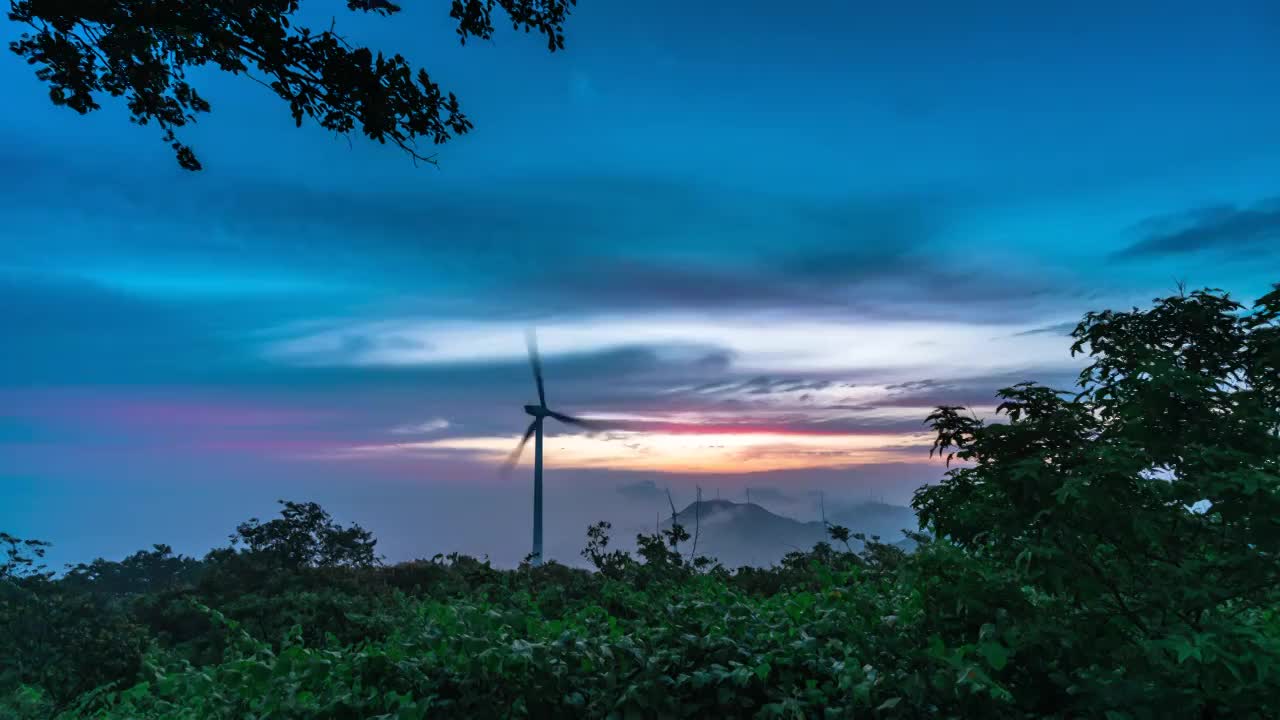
[0, 533, 51, 581]
[230, 500, 379, 570]
[7, 0, 577, 169]
[915, 284, 1280, 714]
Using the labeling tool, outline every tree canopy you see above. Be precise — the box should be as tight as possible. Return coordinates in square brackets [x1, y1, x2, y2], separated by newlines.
[230, 499, 380, 570]
[915, 284, 1280, 714]
[6, 0, 577, 169]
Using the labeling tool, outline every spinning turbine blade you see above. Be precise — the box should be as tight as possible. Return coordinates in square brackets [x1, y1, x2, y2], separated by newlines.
[501, 420, 538, 476]
[547, 409, 603, 429]
[527, 328, 547, 407]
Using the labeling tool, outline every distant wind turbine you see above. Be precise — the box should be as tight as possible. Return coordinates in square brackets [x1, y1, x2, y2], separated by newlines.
[502, 329, 600, 566]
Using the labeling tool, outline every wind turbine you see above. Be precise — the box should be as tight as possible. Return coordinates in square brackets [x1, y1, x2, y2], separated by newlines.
[502, 329, 597, 566]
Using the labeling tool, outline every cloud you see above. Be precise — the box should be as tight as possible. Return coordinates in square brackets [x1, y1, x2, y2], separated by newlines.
[1012, 321, 1078, 337]
[0, 386, 361, 461]
[0, 270, 254, 384]
[616, 479, 667, 502]
[390, 418, 451, 435]
[543, 261, 835, 311]
[2, 261, 1087, 476]
[744, 486, 794, 505]
[324, 426, 938, 474]
[871, 369, 1082, 410]
[263, 313, 1082, 382]
[0, 145, 1082, 322]
[1115, 196, 1280, 258]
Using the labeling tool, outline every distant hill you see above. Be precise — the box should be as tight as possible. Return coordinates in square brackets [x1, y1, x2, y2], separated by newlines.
[655, 499, 918, 568]
[827, 501, 919, 545]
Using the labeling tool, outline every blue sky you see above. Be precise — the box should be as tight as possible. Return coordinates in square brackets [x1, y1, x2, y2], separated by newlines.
[3, 0, 1279, 567]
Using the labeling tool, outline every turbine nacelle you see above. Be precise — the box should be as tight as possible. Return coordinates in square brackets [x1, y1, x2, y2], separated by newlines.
[524, 404, 549, 418]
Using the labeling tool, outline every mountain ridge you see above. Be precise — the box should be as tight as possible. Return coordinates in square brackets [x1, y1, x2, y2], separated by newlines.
[657, 498, 917, 568]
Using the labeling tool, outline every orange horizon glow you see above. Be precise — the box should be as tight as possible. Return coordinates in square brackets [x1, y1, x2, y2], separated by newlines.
[328, 428, 941, 474]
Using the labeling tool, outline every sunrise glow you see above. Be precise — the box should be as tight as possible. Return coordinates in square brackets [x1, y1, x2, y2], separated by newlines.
[329, 426, 938, 474]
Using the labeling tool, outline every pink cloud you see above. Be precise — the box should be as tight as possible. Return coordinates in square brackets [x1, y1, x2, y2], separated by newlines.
[605, 420, 900, 437]
[1, 387, 352, 460]
[2, 387, 336, 429]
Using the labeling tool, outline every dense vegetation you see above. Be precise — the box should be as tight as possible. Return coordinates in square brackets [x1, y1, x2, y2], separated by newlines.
[3, 284, 1278, 719]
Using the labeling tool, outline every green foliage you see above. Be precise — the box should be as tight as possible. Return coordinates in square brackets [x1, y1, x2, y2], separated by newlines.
[915, 284, 1280, 717]
[6, 0, 577, 169]
[0, 573, 150, 709]
[229, 499, 380, 571]
[61, 545, 202, 597]
[3, 285, 1279, 719]
[1, 532, 52, 580]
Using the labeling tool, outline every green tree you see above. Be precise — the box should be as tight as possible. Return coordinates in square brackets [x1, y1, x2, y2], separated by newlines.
[0, 536, 150, 712]
[62, 545, 203, 597]
[0, 532, 51, 581]
[914, 284, 1280, 717]
[229, 499, 379, 570]
[7, 0, 577, 169]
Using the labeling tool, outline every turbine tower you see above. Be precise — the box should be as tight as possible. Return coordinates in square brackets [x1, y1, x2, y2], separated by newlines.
[502, 329, 596, 565]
